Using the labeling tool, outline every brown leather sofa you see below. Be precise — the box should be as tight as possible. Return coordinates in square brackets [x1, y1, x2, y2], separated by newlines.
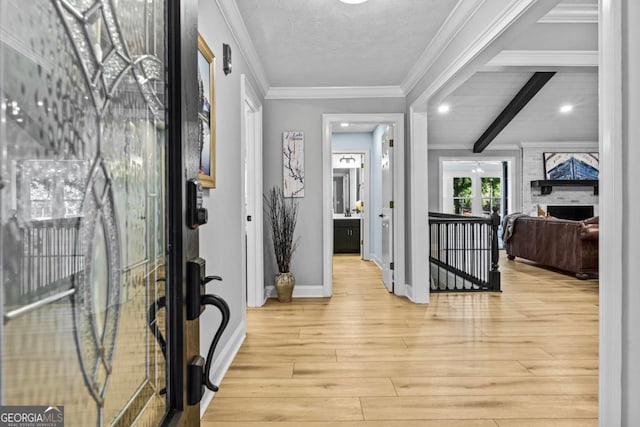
[505, 216, 599, 279]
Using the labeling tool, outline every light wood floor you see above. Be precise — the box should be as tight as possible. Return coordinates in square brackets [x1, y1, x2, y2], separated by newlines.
[202, 253, 599, 426]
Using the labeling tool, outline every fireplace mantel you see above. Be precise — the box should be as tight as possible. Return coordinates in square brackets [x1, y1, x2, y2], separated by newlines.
[530, 179, 599, 196]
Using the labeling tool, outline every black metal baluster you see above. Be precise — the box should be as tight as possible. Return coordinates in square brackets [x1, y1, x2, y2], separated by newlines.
[445, 223, 449, 267]
[482, 223, 486, 287]
[454, 223, 458, 289]
[436, 224, 441, 289]
[490, 207, 501, 291]
[463, 222, 467, 288]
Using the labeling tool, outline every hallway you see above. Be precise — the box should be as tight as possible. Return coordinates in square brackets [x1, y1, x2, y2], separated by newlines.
[203, 254, 598, 426]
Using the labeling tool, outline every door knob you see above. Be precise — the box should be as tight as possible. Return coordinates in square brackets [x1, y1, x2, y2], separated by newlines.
[247, 215, 252, 222]
[378, 214, 384, 218]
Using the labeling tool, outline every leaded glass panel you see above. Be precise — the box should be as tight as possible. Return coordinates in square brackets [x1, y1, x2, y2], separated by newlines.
[0, 0, 168, 425]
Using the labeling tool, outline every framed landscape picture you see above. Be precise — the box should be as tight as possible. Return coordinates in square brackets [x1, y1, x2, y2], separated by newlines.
[543, 152, 599, 180]
[198, 34, 215, 188]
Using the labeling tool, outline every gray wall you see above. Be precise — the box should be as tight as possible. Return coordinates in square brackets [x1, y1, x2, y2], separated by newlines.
[332, 131, 383, 262]
[621, 1, 640, 423]
[263, 98, 405, 290]
[197, 0, 263, 380]
[427, 149, 522, 214]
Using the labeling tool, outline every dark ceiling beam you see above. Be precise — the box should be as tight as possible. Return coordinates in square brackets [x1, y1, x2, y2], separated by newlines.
[473, 71, 556, 153]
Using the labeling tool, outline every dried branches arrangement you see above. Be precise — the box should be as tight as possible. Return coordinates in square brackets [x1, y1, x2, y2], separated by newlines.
[264, 187, 300, 273]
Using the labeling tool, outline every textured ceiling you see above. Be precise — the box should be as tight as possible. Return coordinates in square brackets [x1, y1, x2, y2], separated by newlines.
[428, 71, 599, 148]
[232, 0, 598, 147]
[235, 0, 458, 87]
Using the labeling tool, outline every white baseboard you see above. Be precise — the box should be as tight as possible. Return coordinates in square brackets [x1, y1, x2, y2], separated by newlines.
[370, 254, 383, 271]
[200, 319, 247, 418]
[405, 282, 414, 300]
[405, 282, 429, 304]
[265, 284, 325, 298]
[393, 281, 407, 297]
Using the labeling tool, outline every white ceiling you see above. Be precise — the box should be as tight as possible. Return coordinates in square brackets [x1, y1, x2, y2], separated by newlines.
[228, 0, 598, 149]
[235, 0, 458, 87]
[428, 70, 599, 148]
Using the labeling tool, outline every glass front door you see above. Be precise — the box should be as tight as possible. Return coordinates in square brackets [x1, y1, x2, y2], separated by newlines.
[0, 0, 179, 425]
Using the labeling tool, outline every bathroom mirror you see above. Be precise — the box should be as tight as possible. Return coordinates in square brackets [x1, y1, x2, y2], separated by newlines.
[332, 153, 363, 215]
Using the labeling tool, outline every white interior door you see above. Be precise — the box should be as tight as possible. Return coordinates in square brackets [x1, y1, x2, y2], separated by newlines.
[242, 101, 253, 305]
[359, 160, 369, 260]
[241, 76, 264, 307]
[381, 126, 394, 292]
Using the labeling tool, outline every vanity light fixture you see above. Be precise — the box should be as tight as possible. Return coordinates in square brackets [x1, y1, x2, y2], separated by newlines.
[340, 122, 350, 127]
[339, 0, 368, 4]
[339, 155, 356, 164]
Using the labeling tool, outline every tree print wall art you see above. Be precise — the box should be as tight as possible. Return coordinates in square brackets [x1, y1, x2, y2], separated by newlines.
[283, 131, 305, 197]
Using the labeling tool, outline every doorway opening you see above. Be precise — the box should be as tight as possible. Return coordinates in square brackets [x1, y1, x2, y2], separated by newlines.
[241, 75, 264, 308]
[322, 114, 405, 298]
[331, 147, 369, 254]
[440, 159, 514, 219]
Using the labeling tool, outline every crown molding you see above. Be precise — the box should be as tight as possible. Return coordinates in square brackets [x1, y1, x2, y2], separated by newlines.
[401, 0, 486, 95]
[410, 0, 538, 109]
[485, 50, 598, 68]
[520, 141, 599, 149]
[216, 0, 270, 96]
[538, 2, 598, 24]
[265, 86, 405, 100]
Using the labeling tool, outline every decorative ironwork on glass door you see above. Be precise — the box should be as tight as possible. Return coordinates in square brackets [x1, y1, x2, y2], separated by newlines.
[1, 0, 169, 425]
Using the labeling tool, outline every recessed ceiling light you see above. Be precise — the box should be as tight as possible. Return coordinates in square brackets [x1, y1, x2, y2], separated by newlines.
[340, 122, 350, 127]
[437, 104, 451, 114]
[339, 0, 368, 4]
[560, 104, 574, 114]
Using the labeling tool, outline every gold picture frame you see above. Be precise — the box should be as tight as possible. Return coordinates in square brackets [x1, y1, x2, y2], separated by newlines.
[197, 34, 216, 188]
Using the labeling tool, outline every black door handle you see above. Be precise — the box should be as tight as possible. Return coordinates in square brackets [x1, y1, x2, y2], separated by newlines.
[247, 215, 252, 222]
[183, 258, 231, 403]
[378, 214, 384, 218]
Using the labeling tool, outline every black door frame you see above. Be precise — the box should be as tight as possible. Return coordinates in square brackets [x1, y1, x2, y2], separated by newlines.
[163, 0, 200, 424]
